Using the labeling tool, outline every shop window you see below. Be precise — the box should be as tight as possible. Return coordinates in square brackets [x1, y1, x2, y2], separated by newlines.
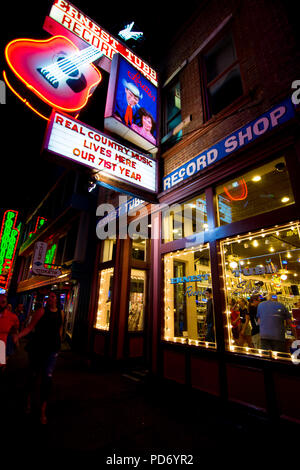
[217, 157, 295, 226]
[162, 194, 207, 243]
[128, 269, 146, 331]
[162, 80, 182, 148]
[132, 238, 146, 261]
[163, 244, 216, 347]
[221, 223, 300, 362]
[101, 239, 116, 262]
[95, 268, 114, 330]
[202, 33, 243, 118]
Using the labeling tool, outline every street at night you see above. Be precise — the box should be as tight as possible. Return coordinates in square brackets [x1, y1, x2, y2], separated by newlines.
[1, 0, 300, 463]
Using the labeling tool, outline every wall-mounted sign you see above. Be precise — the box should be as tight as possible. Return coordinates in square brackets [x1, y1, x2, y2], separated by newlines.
[32, 241, 61, 277]
[44, 0, 158, 86]
[170, 274, 210, 284]
[105, 54, 158, 154]
[0, 211, 21, 289]
[5, 35, 102, 115]
[163, 97, 296, 191]
[44, 111, 157, 194]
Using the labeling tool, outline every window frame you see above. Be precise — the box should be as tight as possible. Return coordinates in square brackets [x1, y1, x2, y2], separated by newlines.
[200, 28, 244, 122]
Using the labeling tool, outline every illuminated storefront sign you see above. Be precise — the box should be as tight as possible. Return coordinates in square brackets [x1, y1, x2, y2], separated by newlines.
[105, 54, 158, 154]
[163, 97, 296, 191]
[0, 211, 21, 289]
[5, 35, 102, 115]
[44, 0, 158, 86]
[44, 111, 157, 193]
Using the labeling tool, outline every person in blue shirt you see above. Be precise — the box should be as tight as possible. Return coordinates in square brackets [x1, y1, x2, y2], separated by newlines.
[257, 294, 291, 353]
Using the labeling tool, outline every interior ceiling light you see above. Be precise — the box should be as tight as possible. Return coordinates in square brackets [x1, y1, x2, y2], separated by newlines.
[281, 197, 290, 203]
[252, 175, 261, 182]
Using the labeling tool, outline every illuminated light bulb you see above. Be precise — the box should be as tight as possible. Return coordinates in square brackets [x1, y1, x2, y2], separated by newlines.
[252, 175, 261, 182]
[287, 252, 291, 258]
[203, 223, 209, 229]
[294, 273, 298, 277]
[269, 247, 274, 252]
[280, 274, 288, 280]
[253, 240, 259, 247]
[229, 261, 238, 269]
[240, 261, 245, 265]
[281, 197, 290, 203]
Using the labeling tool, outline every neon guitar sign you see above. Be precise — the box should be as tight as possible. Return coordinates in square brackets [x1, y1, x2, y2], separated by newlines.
[4, 35, 102, 114]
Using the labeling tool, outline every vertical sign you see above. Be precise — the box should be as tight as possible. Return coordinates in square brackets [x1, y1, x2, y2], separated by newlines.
[0, 210, 21, 290]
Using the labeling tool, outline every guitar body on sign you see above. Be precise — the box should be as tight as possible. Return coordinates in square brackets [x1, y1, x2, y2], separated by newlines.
[5, 35, 102, 113]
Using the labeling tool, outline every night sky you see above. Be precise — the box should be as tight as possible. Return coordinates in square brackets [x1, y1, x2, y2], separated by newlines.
[0, 1, 200, 217]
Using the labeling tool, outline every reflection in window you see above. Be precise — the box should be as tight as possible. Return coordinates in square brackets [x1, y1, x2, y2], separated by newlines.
[164, 244, 216, 347]
[132, 238, 146, 261]
[95, 268, 114, 330]
[221, 223, 300, 362]
[162, 194, 207, 243]
[101, 239, 116, 262]
[128, 269, 146, 331]
[217, 157, 295, 226]
[162, 80, 182, 148]
[203, 33, 243, 117]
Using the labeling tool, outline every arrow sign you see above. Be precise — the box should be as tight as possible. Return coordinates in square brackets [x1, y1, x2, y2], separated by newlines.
[33, 242, 47, 266]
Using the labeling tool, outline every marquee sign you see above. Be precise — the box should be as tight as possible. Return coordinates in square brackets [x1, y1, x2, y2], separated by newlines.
[44, 111, 157, 194]
[0, 211, 21, 290]
[44, 0, 158, 86]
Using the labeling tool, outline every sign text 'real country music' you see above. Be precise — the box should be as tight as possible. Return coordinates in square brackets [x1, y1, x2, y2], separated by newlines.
[44, 112, 157, 193]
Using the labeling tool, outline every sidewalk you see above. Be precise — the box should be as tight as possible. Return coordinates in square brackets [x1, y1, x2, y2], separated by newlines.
[0, 342, 296, 464]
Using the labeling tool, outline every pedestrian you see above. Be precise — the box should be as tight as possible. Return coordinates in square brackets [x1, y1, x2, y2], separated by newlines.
[229, 298, 241, 343]
[16, 291, 63, 424]
[14, 303, 26, 331]
[248, 295, 261, 349]
[0, 294, 19, 369]
[257, 293, 291, 353]
[238, 298, 253, 347]
[204, 288, 215, 343]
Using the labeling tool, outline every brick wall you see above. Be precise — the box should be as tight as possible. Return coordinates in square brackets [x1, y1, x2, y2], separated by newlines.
[161, 0, 300, 177]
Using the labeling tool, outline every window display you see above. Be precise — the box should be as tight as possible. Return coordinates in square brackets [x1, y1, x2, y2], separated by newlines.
[221, 222, 300, 361]
[163, 244, 216, 347]
[128, 269, 146, 331]
[95, 268, 114, 330]
[217, 157, 294, 225]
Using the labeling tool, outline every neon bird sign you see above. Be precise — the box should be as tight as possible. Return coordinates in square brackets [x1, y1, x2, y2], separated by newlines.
[4, 35, 103, 115]
[118, 22, 144, 42]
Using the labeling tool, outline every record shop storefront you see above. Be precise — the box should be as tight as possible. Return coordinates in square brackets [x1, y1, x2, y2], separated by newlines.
[154, 100, 300, 423]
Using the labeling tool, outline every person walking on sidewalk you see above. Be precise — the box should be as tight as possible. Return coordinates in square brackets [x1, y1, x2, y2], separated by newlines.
[17, 291, 63, 424]
[0, 294, 19, 369]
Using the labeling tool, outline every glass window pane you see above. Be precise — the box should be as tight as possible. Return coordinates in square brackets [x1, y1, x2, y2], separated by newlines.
[101, 239, 116, 262]
[166, 82, 181, 124]
[208, 65, 243, 115]
[95, 268, 114, 330]
[162, 194, 207, 243]
[222, 223, 300, 362]
[164, 244, 216, 347]
[132, 238, 146, 261]
[217, 157, 295, 226]
[204, 34, 236, 83]
[128, 269, 146, 331]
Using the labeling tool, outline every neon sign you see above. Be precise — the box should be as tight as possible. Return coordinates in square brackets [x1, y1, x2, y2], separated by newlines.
[44, 0, 158, 86]
[44, 244, 57, 268]
[29, 217, 47, 239]
[223, 179, 248, 201]
[0, 211, 21, 289]
[5, 35, 102, 115]
[118, 23, 143, 42]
